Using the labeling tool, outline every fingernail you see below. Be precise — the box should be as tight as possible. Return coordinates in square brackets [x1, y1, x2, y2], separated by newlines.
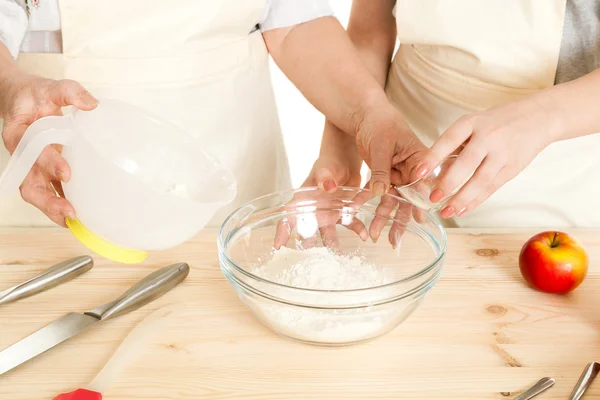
[359, 230, 369, 241]
[65, 210, 76, 220]
[430, 188, 444, 203]
[82, 91, 99, 107]
[415, 164, 430, 178]
[456, 207, 468, 217]
[370, 226, 382, 243]
[323, 179, 337, 192]
[57, 169, 69, 182]
[373, 182, 386, 196]
[440, 206, 455, 219]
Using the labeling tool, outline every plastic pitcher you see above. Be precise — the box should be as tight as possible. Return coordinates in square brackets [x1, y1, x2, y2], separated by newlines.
[0, 98, 237, 263]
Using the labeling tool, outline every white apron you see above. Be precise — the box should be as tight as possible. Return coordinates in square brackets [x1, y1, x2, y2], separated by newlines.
[386, 0, 600, 228]
[0, 0, 291, 227]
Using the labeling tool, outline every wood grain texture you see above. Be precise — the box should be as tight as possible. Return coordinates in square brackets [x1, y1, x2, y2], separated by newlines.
[0, 227, 599, 399]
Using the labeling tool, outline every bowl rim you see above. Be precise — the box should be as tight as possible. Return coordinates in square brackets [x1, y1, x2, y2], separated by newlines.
[217, 186, 447, 294]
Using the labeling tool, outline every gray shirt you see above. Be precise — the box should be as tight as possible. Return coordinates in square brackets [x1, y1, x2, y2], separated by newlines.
[555, 0, 600, 83]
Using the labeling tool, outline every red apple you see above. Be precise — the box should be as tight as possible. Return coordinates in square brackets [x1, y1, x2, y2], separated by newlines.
[519, 231, 588, 294]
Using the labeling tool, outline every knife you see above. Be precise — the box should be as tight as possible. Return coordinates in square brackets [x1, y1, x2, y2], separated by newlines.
[0, 262, 190, 376]
[0, 256, 94, 306]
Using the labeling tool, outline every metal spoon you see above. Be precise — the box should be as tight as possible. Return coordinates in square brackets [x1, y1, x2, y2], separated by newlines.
[568, 362, 600, 400]
[513, 377, 555, 400]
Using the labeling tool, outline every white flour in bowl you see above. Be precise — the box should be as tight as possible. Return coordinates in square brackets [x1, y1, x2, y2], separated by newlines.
[252, 246, 388, 290]
[249, 246, 399, 344]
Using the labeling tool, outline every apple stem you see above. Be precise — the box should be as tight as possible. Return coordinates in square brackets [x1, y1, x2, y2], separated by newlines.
[551, 232, 559, 248]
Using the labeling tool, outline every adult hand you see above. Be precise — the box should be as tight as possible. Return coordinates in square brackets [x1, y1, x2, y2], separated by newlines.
[416, 96, 555, 219]
[274, 125, 366, 250]
[274, 107, 430, 250]
[302, 149, 362, 192]
[356, 104, 430, 194]
[356, 105, 429, 241]
[0, 73, 98, 226]
[273, 176, 412, 251]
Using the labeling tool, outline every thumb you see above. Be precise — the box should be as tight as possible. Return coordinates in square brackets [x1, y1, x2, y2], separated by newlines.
[48, 79, 99, 111]
[368, 140, 394, 196]
[314, 166, 340, 193]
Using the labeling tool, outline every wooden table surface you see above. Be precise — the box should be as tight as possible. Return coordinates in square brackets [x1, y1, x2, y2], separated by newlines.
[1, 227, 599, 399]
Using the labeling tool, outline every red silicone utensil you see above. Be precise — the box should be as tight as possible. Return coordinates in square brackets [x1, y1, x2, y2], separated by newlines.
[54, 389, 102, 400]
[53, 304, 180, 400]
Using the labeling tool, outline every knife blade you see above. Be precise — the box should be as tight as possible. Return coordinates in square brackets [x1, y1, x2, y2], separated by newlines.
[0, 256, 94, 306]
[0, 262, 189, 376]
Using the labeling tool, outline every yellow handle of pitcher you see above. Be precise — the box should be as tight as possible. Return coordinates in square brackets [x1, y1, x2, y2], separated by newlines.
[66, 218, 148, 264]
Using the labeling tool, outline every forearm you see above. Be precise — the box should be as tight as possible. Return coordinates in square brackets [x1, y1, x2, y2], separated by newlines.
[539, 69, 600, 142]
[264, 17, 389, 135]
[317, 0, 397, 158]
[346, 0, 397, 88]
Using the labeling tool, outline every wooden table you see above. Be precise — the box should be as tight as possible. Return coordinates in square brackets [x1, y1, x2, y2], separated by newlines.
[1, 227, 599, 399]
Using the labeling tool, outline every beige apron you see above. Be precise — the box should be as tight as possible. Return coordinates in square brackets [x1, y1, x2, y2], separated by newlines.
[386, 0, 600, 228]
[0, 0, 291, 227]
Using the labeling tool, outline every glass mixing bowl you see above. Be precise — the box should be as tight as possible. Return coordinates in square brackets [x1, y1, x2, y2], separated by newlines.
[218, 187, 446, 346]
